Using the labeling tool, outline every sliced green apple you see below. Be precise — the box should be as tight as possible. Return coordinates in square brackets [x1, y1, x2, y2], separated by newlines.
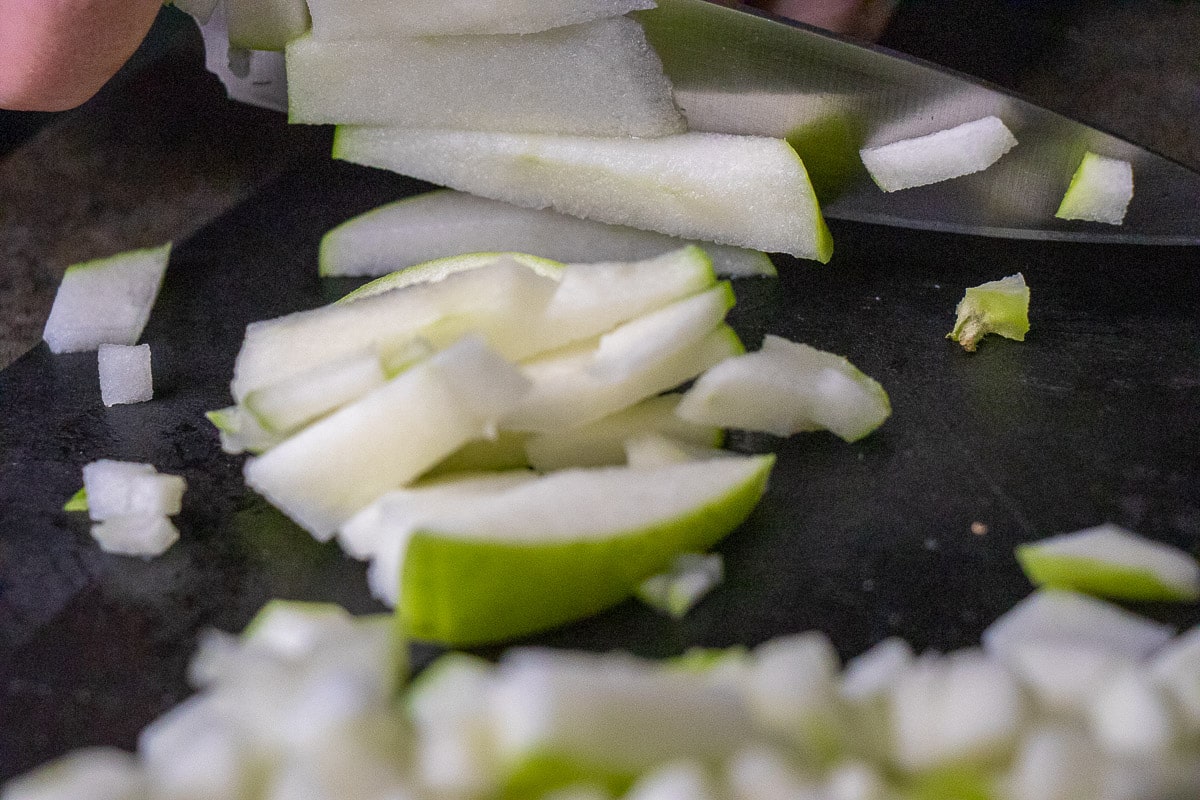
[0, 747, 146, 800]
[859, 116, 1017, 193]
[287, 19, 684, 137]
[352, 454, 775, 644]
[307, 0, 653, 38]
[63, 487, 89, 512]
[336, 251, 563, 303]
[1015, 523, 1200, 602]
[244, 337, 531, 540]
[243, 347, 388, 436]
[503, 322, 743, 433]
[232, 257, 556, 400]
[333, 128, 833, 261]
[947, 273, 1030, 353]
[677, 334, 890, 442]
[318, 191, 775, 279]
[524, 393, 721, 472]
[1055, 152, 1133, 225]
[42, 243, 171, 354]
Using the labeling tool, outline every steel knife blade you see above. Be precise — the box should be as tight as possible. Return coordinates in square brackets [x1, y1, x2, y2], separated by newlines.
[637, 0, 1200, 244]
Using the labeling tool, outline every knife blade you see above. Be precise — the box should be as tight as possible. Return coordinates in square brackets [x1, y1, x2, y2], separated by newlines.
[637, 0, 1200, 244]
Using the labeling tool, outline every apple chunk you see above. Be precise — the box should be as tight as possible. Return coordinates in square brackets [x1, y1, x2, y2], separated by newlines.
[1055, 152, 1133, 225]
[243, 337, 531, 540]
[287, 18, 684, 137]
[948, 273, 1030, 353]
[677, 335, 890, 442]
[333, 128, 833, 261]
[859, 116, 1017, 192]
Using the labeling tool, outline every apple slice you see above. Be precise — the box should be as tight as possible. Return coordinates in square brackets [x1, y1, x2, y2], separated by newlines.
[318, 191, 775, 279]
[859, 116, 1017, 192]
[243, 347, 389, 436]
[676, 335, 890, 442]
[42, 243, 171, 354]
[1015, 523, 1200, 602]
[307, 0, 653, 39]
[333, 128, 833, 261]
[226, 0, 310, 51]
[287, 18, 684, 137]
[337, 251, 563, 303]
[948, 273, 1030, 353]
[244, 337, 531, 540]
[345, 454, 773, 644]
[232, 256, 557, 400]
[1055, 152, 1134, 225]
[503, 322, 743, 433]
[524, 394, 721, 472]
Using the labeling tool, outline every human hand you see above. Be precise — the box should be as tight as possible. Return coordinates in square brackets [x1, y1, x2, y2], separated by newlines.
[0, 0, 163, 111]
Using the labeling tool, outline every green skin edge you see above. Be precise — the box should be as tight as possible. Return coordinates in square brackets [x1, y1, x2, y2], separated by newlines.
[948, 286, 1030, 353]
[1016, 546, 1200, 602]
[63, 487, 88, 512]
[335, 252, 565, 303]
[331, 124, 832, 265]
[63, 242, 172, 276]
[398, 456, 774, 646]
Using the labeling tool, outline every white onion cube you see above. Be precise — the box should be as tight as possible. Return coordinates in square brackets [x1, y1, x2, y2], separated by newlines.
[98, 343, 153, 406]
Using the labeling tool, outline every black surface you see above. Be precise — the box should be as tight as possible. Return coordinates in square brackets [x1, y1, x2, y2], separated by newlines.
[2, 151, 1199, 780]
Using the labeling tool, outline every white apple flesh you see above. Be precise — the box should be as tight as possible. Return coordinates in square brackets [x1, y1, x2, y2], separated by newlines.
[318, 191, 775, 279]
[287, 18, 684, 137]
[42, 243, 171, 354]
[859, 116, 1017, 192]
[243, 337, 530, 540]
[1056, 152, 1133, 225]
[333, 128, 833, 260]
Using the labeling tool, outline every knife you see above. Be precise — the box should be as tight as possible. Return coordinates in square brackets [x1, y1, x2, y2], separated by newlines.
[636, 0, 1200, 244]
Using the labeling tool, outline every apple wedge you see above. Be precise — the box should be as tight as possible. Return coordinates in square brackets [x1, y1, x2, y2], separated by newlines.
[43, 243, 171, 354]
[333, 128, 833, 261]
[242, 347, 389, 436]
[287, 18, 684, 137]
[859, 116, 1017, 192]
[1056, 152, 1134, 225]
[503, 319, 743, 433]
[677, 335, 890, 442]
[244, 337, 531, 540]
[307, 0, 654, 39]
[318, 192, 775, 279]
[524, 394, 721, 472]
[343, 454, 773, 645]
[337, 252, 564, 303]
[1016, 523, 1200, 602]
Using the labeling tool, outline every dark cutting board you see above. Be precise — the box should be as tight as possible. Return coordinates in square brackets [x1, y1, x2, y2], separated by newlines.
[1, 143, 1198, 780]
